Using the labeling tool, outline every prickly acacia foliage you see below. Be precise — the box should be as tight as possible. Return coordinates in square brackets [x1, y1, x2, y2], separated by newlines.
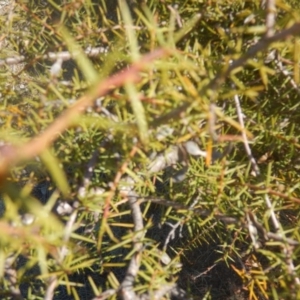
[0, 0, 300, 299]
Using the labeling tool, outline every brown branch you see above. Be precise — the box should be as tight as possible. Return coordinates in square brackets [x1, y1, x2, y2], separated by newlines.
[152, 22, 300, 126]
[0, 48, 171, 184]
[246, 184, 300, 204]
[97, 145, 139, 251]
[2, 23, 300, 181]
[207, 22, 300, 94]
[234, 86, 300, 286]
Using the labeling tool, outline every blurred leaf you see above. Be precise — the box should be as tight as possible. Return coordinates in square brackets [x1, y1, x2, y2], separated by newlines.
[40, 149, 70, 197]
[124, 81, 149, 145]
[118, 0, 140, 61]
[60, 27, 98, 84]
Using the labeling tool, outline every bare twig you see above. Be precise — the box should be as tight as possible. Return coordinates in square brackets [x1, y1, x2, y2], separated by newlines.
[208, 22, 300, 93]
[141, 284, 178, 300]
[4, 255, 24, 300]
[168, 5, 183, 28]
[92, 289, 116, 300]
[190, 264, 217, 281]
[153, 22, 300, 126]
[2, 23, 300, 181]
[233, 89, 300, 286]
[137, 195, 238, 224]
[98, 145, 139, 251]
[233, 90, 260, 177]
[234, 91, 276, 228]
[118, 190, 145, 300]
[245, 183, 300, 204]
[44, 209, 79, 300]
[264, 0, 276, 38]
[0, 47, 108, 67]
[44, 150, 99, 300]
[0, 48, 171, 183]
[264, 16, 300, 97]
[163, 196, 200, 250]
[43, 276, 57, 300]
[275, 54, 300, 95]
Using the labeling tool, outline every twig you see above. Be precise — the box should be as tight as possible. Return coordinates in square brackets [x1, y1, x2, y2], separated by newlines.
[44, 150, 99, 300]
[137, 196, 238, 224]
[190, 264, 217, 281]
[233, 90, 260, 177]
[2, 23, 300, 180]
[234, 90, 277, 228]
[275, 53, 300, 95]
[207, 22, 300, 93]
[0, 47, 108, 67]
[44, 207, 78, 300]
[163, 196, 200, 250]
[98, 145, 139, 250]
[245, 183, 300, 204]
[141, 284, 178, 300]
[233, 89, 300, 286]
[4, 254, 24, 300]
[167, 5, 183, 28]
[43, 276, 57, 300]
[0, 48, 171, 183]
[118, 191, 145, 300]
[152, 22, 300, 126]
[92, 289, 116, 300]
[264, 0, 276, 38]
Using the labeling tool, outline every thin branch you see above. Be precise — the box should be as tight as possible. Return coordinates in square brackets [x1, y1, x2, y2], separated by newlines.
[233, 90, 260, 177]
[98, 145, 139, 251]
[0, 47, 108, 67]
[163, 196, 200, 250]
[264, 0, 276, 38]
[43, 276, 57, 300]
[152, 22, 300, 126]
[4, 255, 24, 300]
[207, 22, 300, 93]
[190, 264, 217, 281]
[233, 89, 300, 286]
[92, 289, 116, 300]
[168, 5, 183, 28]
[234, 91, 276, 229]
[0, 48, 171, 183]
[141, 284, 178, 300]
[44, 209, 79, 300]
[2, 23, 300, 180]
[118, 191, 145, 300]
[44, 150, 99, 300]
[275, 53, 300, 95]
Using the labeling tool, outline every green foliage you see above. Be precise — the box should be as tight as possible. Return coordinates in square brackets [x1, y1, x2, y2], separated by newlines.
[1, 0, 300, 299]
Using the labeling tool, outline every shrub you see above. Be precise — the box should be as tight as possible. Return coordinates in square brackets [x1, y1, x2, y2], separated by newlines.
[1, 0, 300, 299]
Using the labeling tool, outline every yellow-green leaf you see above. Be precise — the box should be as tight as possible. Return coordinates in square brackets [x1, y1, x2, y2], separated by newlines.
[40, 149, 70, 197]
[125, 82, 149, 145]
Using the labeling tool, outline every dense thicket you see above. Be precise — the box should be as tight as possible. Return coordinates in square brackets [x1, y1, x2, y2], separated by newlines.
[0, 1, 300, 299]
